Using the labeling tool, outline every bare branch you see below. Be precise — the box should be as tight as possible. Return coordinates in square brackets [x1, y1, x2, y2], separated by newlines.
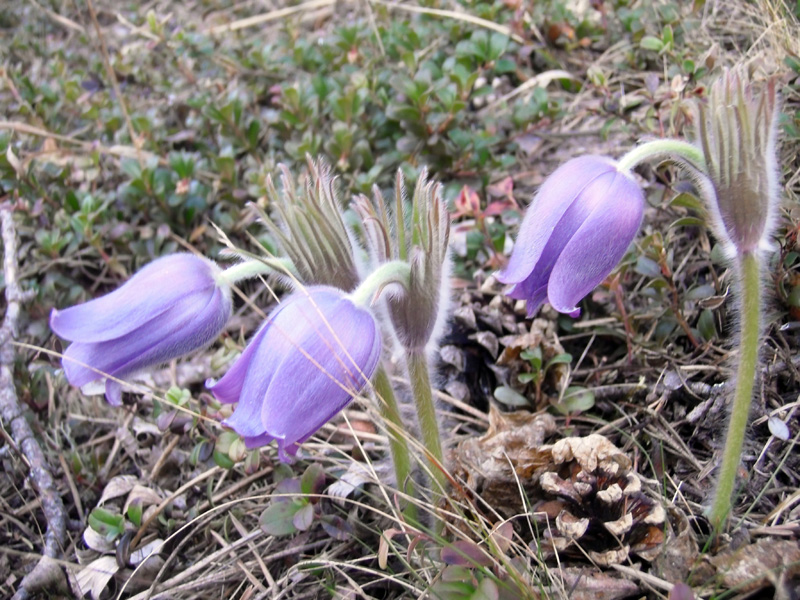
[0, 207, 67, 599]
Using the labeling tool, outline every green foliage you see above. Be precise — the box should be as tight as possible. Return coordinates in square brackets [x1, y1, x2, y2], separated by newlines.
[88, 507, 126, 541]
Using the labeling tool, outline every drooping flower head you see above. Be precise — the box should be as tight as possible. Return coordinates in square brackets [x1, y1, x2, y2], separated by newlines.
[208, 286, 381, 461]
[498, 155, 644, 317]
[50, 254, 233, 406]
[353, 169, 451, 351]
[695, 68, 780, 256]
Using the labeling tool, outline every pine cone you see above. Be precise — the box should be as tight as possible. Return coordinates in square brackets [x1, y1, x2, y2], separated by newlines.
[532, 435, 666, 565]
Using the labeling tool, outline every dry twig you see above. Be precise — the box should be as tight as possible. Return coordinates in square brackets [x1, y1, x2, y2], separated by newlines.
[0, 207, 67, 599]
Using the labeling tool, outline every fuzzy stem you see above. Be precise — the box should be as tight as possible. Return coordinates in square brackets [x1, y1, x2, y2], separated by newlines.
[709, 251, 761, 530]
[617, 139, 707, 173]
[406, 350, 447, 501]
[348, 261, 411, 307]
[372, 366, 417, 521]
[219, 258, 295, 285]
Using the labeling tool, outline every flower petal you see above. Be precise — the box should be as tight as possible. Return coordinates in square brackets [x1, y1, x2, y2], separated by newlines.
[208, 322, 271, 405]
[218, 295, 310, 437]
[243, 433, 274, 449]
[547, 171, 643, 313]
[105, 379, 123, 407]
[50, 254, 222, 343]
[497, 157, 615, 285]
[261, 294, 381, 447]
[61, 287, 230, 386]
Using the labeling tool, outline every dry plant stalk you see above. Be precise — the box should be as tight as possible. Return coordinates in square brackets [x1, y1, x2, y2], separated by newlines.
[0, 207, 67, 599]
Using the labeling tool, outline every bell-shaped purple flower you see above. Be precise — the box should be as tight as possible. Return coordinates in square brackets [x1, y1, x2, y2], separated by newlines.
[50, 254, 232, 406]
[498, 155, 643, 317]
[208, 286, 381, 461]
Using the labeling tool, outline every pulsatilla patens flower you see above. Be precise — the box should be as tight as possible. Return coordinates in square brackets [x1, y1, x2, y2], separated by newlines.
[498, 156, 643, 317]
[50, 254, 233, 406]
[208, 286, 381, 461]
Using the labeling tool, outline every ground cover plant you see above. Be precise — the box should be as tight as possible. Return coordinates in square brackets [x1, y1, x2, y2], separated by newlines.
[2, 0, 800, 598]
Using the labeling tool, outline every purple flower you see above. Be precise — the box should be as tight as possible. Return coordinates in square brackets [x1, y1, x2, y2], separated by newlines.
[50, 254, 232, 406]
[498, 156, 644, 317]
[208, 286, 381, 461]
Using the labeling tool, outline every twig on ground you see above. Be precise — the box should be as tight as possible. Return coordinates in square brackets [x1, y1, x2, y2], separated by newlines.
[0, 207, 68, 599]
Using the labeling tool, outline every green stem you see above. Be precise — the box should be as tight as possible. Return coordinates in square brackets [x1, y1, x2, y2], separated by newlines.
[372, 366, 417, 521]
[406, 350, 447, 499]
[219, 257, 295, 285]
[348, 261, 411, 307]
[617, 139, 706, 173]
[708, 251, 761, 530]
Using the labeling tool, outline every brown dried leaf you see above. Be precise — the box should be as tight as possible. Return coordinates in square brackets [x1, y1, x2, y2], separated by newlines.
[452, 406, 556, 515]
[98, 475, 139, 506]
[123, 484, 164, 513]
[653, 507, 698, 581]
[550, 567, 639, 600]
[76, 556, 119, 600]
[82, 527, 115, 554]
[457, 406, 556, 481]
[709, 539, 800, 593]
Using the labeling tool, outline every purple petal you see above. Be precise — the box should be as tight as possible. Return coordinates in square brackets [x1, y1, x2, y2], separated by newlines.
[50, 254, 221, 343]
[547, 171, 643, 313]
[261, 292, 381, 447]
[105, 379, 123, 407]
[219, 301, 301, 437]
[498, 156, 615, 285]
[507, 282, 548, 318]
[61, 287, 230, 387]
[208, 323, 272, 405]
[243, 433, 275, 449]
[275, 442, 300, 462]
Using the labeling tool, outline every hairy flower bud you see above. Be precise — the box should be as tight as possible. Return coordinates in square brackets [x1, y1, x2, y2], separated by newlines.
[695, 69, 780, 255]
[50, 254, 232, 406]
[498, 156, 643, 317]
[253, 157, 363, 291]
[353, 169, 451, 351]
[208, 286, 381, 461]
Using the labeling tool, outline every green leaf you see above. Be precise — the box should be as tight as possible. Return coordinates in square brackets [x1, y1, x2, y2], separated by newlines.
[545, 353, 572, 369]
[494, 57, 517, 74]
[670, 216, 705, 228]
[697, 309, 717, 341]
[259, 501, 301, 536]
[88, 507, 126, 541]
[685, 284, 716, 301]
[165, 386, 190, 406]
[669, 192, 704, 211]
[639, 36, 664, 52]
[300, 463, 326, 497]
[493, 386, 530, 407]
[552, 387, 595, 415]
[212, 448, 235, 470]
[292, 502, 315, 531]
[520, 347, 542, 370]
[487, 33, 509, 61]
[661, 25, 674, 47]
[127, 503, 142, 528]
[635, 256, 662, 278]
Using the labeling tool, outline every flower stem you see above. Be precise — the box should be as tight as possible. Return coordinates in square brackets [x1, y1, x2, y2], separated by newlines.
[220, 257, 295, 285]
[406, 350, 447, 500]
[372, 366, 417, 521]
[349, 261, 411, 307]
[617, 139, 707, 173]
[709, 250, 761, 530]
